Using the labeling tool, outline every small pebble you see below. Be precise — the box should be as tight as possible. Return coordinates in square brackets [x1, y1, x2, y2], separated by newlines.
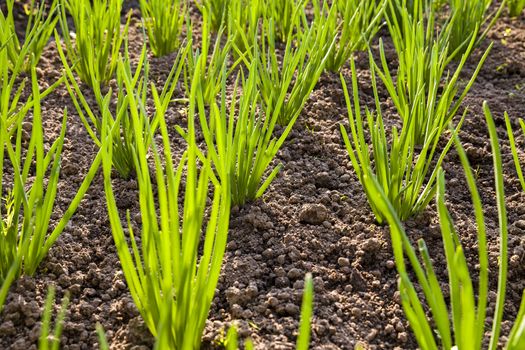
[338, 257, 350, 267]
[398, 332, 408, 343]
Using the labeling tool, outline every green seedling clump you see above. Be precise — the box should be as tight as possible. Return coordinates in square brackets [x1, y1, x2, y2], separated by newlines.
[508, 0, 525, 17]
[447, 0, 503, 55]
[102, 47, 231, 349]
[0, 0, 59, 71]
[185, 16, 243, 106]
[139, 0, 186, 56]
[59, 0, 130, 87]
[194, 47, 287, 205]
[313, 0, 386, 72]
[340, 57, 461, 224]
[382, 0, 491, 146]
[251, 15, 335, 126]
[58, 40, 187, 179]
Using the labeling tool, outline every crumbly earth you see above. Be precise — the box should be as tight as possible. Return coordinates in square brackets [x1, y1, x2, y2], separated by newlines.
[1, 2, 525, 350]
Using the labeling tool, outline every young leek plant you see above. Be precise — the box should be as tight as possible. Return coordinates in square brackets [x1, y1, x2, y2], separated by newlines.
[59, 0, 130, 88]
[194, 45, 295, 205]
[0, 65, 102, 312]
[185, 16, 242, 106]
[379, 0, 491, 146]
[38, 287, 69, 350]
[0, 40, 32, 133]
[0, 24, 64, 135]
[262, 0, 307, 42]
[312, 0, 386, 72]
[363, 102, 525, 350]
[447, 0, 505, 55]
[505, 113, 525, 193]
[508, 0, 525, 17]
[139, 0, 186, 57]
[246, 15, 335, 126]
[340, 57, 462, 224]
[0, 0, 59, 71]
[102, 46, 231, 349]
[58, 39, 188, 179]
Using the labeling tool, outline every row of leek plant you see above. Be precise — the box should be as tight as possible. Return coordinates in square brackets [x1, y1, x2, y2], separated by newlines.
[98, 46, 316, 348]
[366, 102, 525, 349]
[0, 34, 315, 347]
[101, 46, 232, 348]
[0, 59, 102, 312]
[391, 0, 503, 56]
[199, 0, 384, 73]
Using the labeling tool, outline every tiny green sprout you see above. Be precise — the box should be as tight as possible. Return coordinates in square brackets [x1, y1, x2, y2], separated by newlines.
[248, 321, 260, 330]
[305, 123, 315, 134]
[474, 165, 482, 180]
[496, 63, 508, 72]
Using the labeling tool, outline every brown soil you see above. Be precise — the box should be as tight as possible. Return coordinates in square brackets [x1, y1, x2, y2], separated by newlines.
[1, 3, 525, 350]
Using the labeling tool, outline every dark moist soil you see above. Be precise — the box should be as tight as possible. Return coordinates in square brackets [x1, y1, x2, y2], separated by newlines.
[2, 3, 525, 350]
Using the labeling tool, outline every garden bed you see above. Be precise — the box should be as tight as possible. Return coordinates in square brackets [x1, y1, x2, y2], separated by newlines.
[1, 1, 525, 349]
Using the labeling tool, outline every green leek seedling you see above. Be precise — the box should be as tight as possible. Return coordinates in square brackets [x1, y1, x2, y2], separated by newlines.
[195, 47, 293, 205]
[263, 0, 307, 42]
[251, 15, 335, 126]
[139, 0, 186, 56]
[380, 0, 491, 146]
[227, 0, 262, 57]
[505, 114, 525, 192]
[508, 0, 525, 16]
[0, 66, 102, 312]
[0, 40, 32, 132]
[447, 0, 504, 55]
[364, 102, 525, 350]
[340, 57, 461, 224]
[38, 287, 69, 350]
[58, 40, 188, 178]
[0, 5, 63, 134]
[59, 0, 130, 87]
[0, 0, 59, 71]
[102, 48, 231, 349]
[194, 19, 334, 204]
[185, 16, 242, 106]
[313, 0, 386, 72]
[194, 0, 229, 31]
